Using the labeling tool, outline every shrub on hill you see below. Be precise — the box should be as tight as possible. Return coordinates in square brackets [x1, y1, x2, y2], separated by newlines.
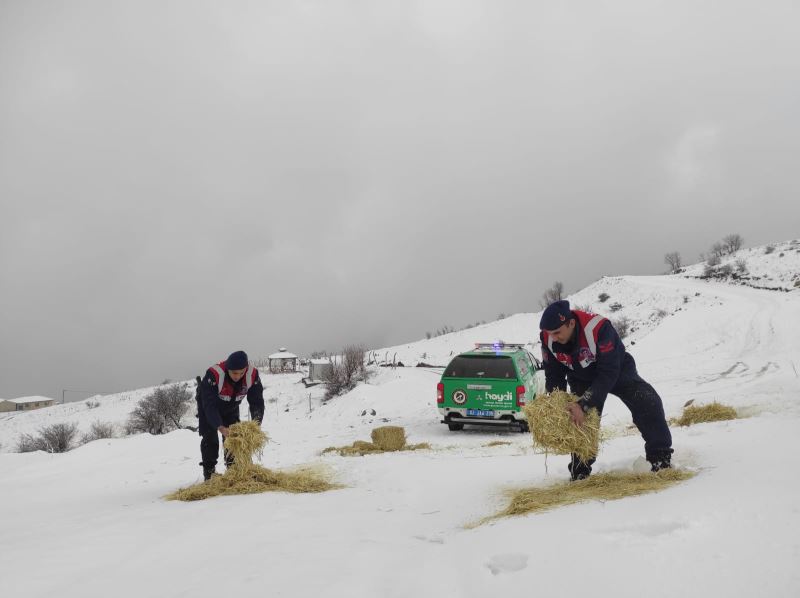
[17, 422, 80, 453]
[82, 420, 116, 443]
[323, 345, 368, 400]
[126, 384, 193, 435]
[612, 316, 632, 339]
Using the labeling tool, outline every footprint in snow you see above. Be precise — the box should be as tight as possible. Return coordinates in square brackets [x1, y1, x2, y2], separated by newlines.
[486, 553, 528, 575]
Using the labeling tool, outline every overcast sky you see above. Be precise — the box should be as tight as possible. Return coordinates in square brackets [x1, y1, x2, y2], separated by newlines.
[1, 0, 798, 401]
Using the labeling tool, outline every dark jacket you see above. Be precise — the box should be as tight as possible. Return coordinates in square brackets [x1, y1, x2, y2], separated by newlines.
[199, 362, 265, 430]
[540, 310, 641, 410]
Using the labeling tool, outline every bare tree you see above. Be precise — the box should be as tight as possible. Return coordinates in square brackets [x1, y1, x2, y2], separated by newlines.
[82, 421, 116, 443]
[126, 384, 192, 435]
[709, 242, 726, 259]
[323, 345, 368, 400]
[664, 252, 682, 273]
[17, 422, 80, 453]
[539, 281, 565, 308]
[722, 233, 744, 254]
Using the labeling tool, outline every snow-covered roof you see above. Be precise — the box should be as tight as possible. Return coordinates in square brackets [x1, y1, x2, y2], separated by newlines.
[269, 351, 298, 360]
[310, 359, 332, 365]
[5, 395, 56, 404]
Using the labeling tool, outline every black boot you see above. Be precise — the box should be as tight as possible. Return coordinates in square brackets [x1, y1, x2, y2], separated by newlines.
[202, 465, 217, 481]
[568, 454, 593, 481]
[647, 449, 673, 472]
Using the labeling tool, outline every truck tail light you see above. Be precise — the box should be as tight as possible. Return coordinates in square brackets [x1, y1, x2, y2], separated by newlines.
[516, 385, 526, 407]
[437, 383, 444, 404]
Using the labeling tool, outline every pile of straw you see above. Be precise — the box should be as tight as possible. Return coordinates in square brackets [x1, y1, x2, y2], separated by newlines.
[476, 469, 695, 525]
[166, 421, 338, 501]
[523, 390, 601, 461]
[322, 425, 430, 456]
[675, 401, 738, 426]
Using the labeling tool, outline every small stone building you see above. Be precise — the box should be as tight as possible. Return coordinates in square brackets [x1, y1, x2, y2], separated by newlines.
[0, 396, 56, 413]
[268, 348, 298, 374]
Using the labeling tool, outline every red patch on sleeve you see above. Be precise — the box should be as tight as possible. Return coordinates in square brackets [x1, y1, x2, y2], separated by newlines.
[599, 341, 614, 354]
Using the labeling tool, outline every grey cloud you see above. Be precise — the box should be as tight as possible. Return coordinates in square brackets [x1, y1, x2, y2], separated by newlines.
[1, 0, 799, 400]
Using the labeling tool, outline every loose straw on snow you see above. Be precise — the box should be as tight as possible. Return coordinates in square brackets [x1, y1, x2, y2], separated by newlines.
[166, 421, 338, 501]
[322, 425, 430, 456]
[675, 401, 738, 426]
[473, 469, 695, 526]
[523, 390, 601, 461]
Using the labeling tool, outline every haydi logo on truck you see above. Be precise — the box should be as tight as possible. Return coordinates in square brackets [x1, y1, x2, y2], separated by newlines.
[437, 343, 540, 432]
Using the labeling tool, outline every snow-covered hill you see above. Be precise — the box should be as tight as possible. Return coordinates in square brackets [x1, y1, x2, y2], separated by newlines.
[1, 241, 799, 597]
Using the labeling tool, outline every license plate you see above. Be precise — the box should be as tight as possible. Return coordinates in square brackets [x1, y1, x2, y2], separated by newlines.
[466, 409, 495, 417]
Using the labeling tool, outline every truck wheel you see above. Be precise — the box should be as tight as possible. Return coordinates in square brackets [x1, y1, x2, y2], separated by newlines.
[517, 421, 529, 433]
[448, 422, 464, 431]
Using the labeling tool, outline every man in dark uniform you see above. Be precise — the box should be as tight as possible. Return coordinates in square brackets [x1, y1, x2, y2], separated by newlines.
[539, 300, 673, 480]
[197, 350, 265, 480]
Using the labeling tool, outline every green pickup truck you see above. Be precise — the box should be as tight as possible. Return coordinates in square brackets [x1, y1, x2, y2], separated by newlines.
[437, 343, 541, 432]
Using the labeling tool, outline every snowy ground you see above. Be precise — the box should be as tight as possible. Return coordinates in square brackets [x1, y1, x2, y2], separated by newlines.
[1, 243, 799, 597]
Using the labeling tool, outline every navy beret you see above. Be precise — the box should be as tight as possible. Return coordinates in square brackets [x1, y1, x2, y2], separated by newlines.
[539, 300, 574, 331]
[226, 350, 249, 370]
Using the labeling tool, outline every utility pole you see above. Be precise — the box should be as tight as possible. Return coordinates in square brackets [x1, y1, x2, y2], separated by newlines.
[61, 389, 111, 404]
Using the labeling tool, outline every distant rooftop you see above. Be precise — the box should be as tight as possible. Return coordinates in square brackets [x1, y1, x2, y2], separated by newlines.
[3, 395, 56, 404]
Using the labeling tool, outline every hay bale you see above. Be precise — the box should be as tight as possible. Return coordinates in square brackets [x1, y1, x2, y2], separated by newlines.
[476, 469, 695, 525]
[676, 402, 737, 426]
[523, 391, 601, 461]
[370, 426, 407, 451]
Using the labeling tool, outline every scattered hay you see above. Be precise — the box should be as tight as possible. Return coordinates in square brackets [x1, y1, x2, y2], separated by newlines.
[675, 402, 738, 426]
[523, 391, 601, 461]
[476, 469, 695, 525]
[166, 465, 338, 501]
[166, 421, 338, 501]
[484, 441, 512, 447]
[322, 426, 431, 456]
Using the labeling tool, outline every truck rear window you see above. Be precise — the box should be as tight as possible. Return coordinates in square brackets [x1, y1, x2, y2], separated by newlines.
[444, 356, 517, 379]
